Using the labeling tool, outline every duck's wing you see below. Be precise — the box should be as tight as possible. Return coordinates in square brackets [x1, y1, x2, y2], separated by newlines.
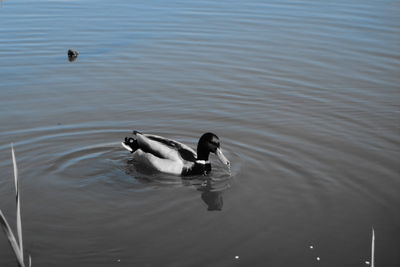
[132, 149, 184, 175]
[136, 133, 197, 162]
[146, 134, 197, 162]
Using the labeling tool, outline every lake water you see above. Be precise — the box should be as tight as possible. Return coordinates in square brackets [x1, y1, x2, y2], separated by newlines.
[0, 0, 399, 266]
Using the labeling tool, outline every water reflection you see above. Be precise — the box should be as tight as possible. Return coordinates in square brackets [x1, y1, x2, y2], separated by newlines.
[125, 158, 231, 211]
[201, 191, 223, 211]
[184, 177, 231, 211]
[199, 180, 224, 211]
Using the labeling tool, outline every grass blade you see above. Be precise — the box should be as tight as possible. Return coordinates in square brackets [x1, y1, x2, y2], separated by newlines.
[0, 210, 25, 267]
[12, 144, 24, 260]
[371, 228, 375, 267]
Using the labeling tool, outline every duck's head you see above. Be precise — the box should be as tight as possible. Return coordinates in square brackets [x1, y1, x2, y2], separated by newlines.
[197, 133, 230, 167]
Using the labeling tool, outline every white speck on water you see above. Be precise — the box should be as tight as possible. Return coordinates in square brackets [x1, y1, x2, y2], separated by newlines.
[316, 257, 320, 261]
[365, 261, 370, 265]
[309, 245, 314, 249]
[117, 259, 121, 263]
[235, 256, 239, 259]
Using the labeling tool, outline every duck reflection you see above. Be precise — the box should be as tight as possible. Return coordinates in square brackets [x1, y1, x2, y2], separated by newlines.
[125, 158, 231, 211]
[200, 185, 223, 211]
[184, 177, 230, 211]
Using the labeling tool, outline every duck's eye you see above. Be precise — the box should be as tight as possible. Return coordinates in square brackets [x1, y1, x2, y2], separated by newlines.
[209, 141, 219, 147]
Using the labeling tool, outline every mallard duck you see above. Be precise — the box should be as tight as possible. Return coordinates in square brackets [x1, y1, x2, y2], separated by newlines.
[121, 131, 230, 176]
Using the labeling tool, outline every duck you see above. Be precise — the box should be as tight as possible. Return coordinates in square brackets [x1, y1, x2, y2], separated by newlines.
[121, 131, 230, 176]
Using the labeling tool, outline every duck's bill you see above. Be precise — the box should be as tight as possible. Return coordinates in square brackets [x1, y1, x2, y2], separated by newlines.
[216, 148, 230, 167]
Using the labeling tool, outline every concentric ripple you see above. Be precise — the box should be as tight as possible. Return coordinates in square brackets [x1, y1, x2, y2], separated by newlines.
[1, 0, 399, 265]
[0, 124, 240, 195]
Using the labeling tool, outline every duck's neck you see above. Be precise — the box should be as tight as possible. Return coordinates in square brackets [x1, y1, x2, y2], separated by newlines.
[196, 146, 210, 161]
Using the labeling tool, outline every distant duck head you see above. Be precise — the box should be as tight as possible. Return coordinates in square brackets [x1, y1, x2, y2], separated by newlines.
[197, 133, 230, 167]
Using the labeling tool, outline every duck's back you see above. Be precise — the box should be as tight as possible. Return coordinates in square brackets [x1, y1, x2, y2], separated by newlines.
[137, 133, 197, 162]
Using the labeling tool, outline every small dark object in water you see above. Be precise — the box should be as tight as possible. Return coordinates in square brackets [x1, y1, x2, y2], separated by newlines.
[67, 49, 79, 62]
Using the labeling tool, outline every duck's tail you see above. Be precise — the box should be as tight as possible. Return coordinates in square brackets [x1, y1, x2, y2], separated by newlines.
[122, 135, 139, 153]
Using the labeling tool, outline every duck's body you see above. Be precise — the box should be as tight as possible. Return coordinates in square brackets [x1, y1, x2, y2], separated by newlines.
[122, 131, 229, 176]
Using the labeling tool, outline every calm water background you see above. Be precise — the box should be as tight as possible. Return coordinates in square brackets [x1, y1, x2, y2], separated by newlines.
[0, 0, 399, 266]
